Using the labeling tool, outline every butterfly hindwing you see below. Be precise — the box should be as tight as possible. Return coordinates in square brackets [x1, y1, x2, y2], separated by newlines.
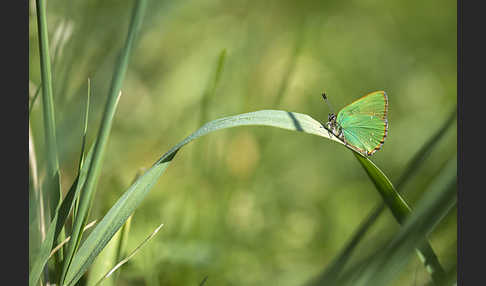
[336, 91, 388, 155]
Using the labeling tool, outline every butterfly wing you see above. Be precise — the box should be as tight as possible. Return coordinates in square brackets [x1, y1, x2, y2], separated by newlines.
[336, 91, 388, 156]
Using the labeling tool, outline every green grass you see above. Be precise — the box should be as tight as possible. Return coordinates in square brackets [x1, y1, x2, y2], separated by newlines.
[29, 0, 457, 285]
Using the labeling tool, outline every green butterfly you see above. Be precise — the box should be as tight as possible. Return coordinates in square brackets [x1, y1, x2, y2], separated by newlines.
[322, 91, 388, 156]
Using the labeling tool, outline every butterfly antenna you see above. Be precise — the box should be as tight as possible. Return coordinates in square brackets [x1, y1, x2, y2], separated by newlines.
[321, 92, 335, 113]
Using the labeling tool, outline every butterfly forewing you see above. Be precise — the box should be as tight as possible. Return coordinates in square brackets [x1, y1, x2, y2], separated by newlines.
[336, 91, 388, 155]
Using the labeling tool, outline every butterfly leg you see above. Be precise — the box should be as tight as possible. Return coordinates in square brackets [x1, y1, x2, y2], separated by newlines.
[337, 127, 344, 140]
[325, 122, 333, 138]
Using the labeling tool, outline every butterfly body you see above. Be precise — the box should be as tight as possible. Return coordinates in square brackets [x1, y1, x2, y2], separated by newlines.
[323, 91, 388, 156]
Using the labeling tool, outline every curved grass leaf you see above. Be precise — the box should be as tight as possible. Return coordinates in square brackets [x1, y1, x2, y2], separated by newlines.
[63, 109, 341, 285]
[66, 108, 445, 285]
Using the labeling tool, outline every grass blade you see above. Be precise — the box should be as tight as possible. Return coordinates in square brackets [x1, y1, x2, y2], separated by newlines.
[50, 220, 98, 259]
[393, 109, 456, 192]
[305, 203, 382, 286]
[338, 156, 456, 286]
[60, 0, 148, 283]
[112, 214, 133, 283]
[353, 153, 412, 224]
[63, 109, 341, 285]
[29, 83, 42, 116]
[86, 171, 141, 286]
[87, 190, 137, 285]
[353, 153, 446, 285]
[306, 109, 456, 286]
[29, 146, 94, 286]
[30, 77, 93, 286]
[29, 120, 47, 283]
[197, 49, 227, 172]
[73, 78, 91, 223]
[200, 48, 227, 126]
[36, 0, 61, 217]
[34, 0, 64, 277]
[274, 17, 307, 106]
[199, 276, 209, 286]
[29, 122, 44, 240]
[94, 223, 164, 286]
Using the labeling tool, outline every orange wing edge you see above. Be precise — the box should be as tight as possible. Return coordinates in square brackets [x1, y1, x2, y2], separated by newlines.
[366, 91, 388, 156]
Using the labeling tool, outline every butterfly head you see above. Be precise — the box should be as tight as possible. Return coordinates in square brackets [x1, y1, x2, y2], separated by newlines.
[327, 113, 338, 128]
[328, 112, 336, 123]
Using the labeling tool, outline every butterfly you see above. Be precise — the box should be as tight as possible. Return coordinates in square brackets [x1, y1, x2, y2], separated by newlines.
[322, 91, 388, 156]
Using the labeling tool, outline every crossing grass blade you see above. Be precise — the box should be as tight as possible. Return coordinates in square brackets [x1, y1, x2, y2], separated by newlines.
[391, 109, 456, 192]
[306, 109, 456, 286]
[111, 214, 133, 283]
[59, 0, 148, 284]
[199, 276, 209, 286]
[86, 219, 127, 286]
[94, 223, 164, 286]
[87, 174, 139, 286]
[49, 220, 98, 259]
[62, 109, 342, 286]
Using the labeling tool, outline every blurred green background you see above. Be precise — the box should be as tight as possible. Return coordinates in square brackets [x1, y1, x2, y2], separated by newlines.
[29, 0, 457, 285]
